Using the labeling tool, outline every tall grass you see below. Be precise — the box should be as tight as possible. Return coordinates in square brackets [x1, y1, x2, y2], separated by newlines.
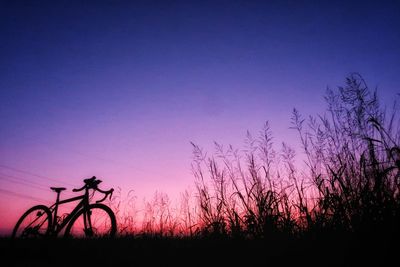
[113, 73, 400, 239]
[190, 73, 399, 239]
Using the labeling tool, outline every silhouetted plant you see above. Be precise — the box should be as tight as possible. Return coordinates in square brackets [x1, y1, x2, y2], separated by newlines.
[191, 123, 299, 239]
[291, 73, 400, 236]
[140, 191, 180, 237]
[189, 73, 400, 239]
[111, 187, 138, 235]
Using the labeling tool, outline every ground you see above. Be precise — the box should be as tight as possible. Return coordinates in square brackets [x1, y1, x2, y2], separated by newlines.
[0, 233, 397, 266]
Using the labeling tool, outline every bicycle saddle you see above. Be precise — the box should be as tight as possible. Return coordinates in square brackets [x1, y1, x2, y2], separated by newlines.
[51, 187, 66, 193]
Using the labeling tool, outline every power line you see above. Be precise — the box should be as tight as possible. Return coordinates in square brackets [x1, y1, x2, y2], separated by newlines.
[0, 175, 49, 192]
[0, 173, 76, 198]
[0, 188, 52, 204]
[0, 164, 75, 186]
[2, 139, 176, 186]
[0, 172, 50, 189]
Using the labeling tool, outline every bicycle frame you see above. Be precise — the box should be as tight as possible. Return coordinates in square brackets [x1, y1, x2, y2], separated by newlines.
[48, 189, 90, 235]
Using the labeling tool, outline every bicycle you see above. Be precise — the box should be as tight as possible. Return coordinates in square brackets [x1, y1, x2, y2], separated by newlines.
[12, 176, 117, 238]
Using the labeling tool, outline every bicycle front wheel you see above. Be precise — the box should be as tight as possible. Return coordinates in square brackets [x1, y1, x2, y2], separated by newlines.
[64, 204, 116, 238]
[12, 205, 52, 238]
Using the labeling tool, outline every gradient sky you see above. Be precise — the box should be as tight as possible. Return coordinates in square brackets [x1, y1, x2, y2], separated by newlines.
[1, 0, 400, 233]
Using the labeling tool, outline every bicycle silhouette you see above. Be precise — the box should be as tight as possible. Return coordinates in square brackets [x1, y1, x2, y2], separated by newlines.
[12, 176, 117, 238]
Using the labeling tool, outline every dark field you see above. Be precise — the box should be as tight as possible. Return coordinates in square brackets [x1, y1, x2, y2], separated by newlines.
[1, 232, 397, 267]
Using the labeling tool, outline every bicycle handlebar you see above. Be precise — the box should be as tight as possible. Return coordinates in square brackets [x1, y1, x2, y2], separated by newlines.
[72, 176, 101, 191]
[72, 185, 85, 192]
[72, 176, 114, 203]
[96, 188, 114, 203]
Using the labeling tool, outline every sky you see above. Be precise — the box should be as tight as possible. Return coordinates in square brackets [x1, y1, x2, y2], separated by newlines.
[1, 0, 400, 234]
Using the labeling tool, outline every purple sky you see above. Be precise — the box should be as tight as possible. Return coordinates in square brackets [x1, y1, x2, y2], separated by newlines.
[1, 0, 399, 232]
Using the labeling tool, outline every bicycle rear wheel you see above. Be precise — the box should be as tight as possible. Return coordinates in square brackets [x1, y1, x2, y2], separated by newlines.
[12, 205, 52, 238]
[64, 203, 116, 238]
